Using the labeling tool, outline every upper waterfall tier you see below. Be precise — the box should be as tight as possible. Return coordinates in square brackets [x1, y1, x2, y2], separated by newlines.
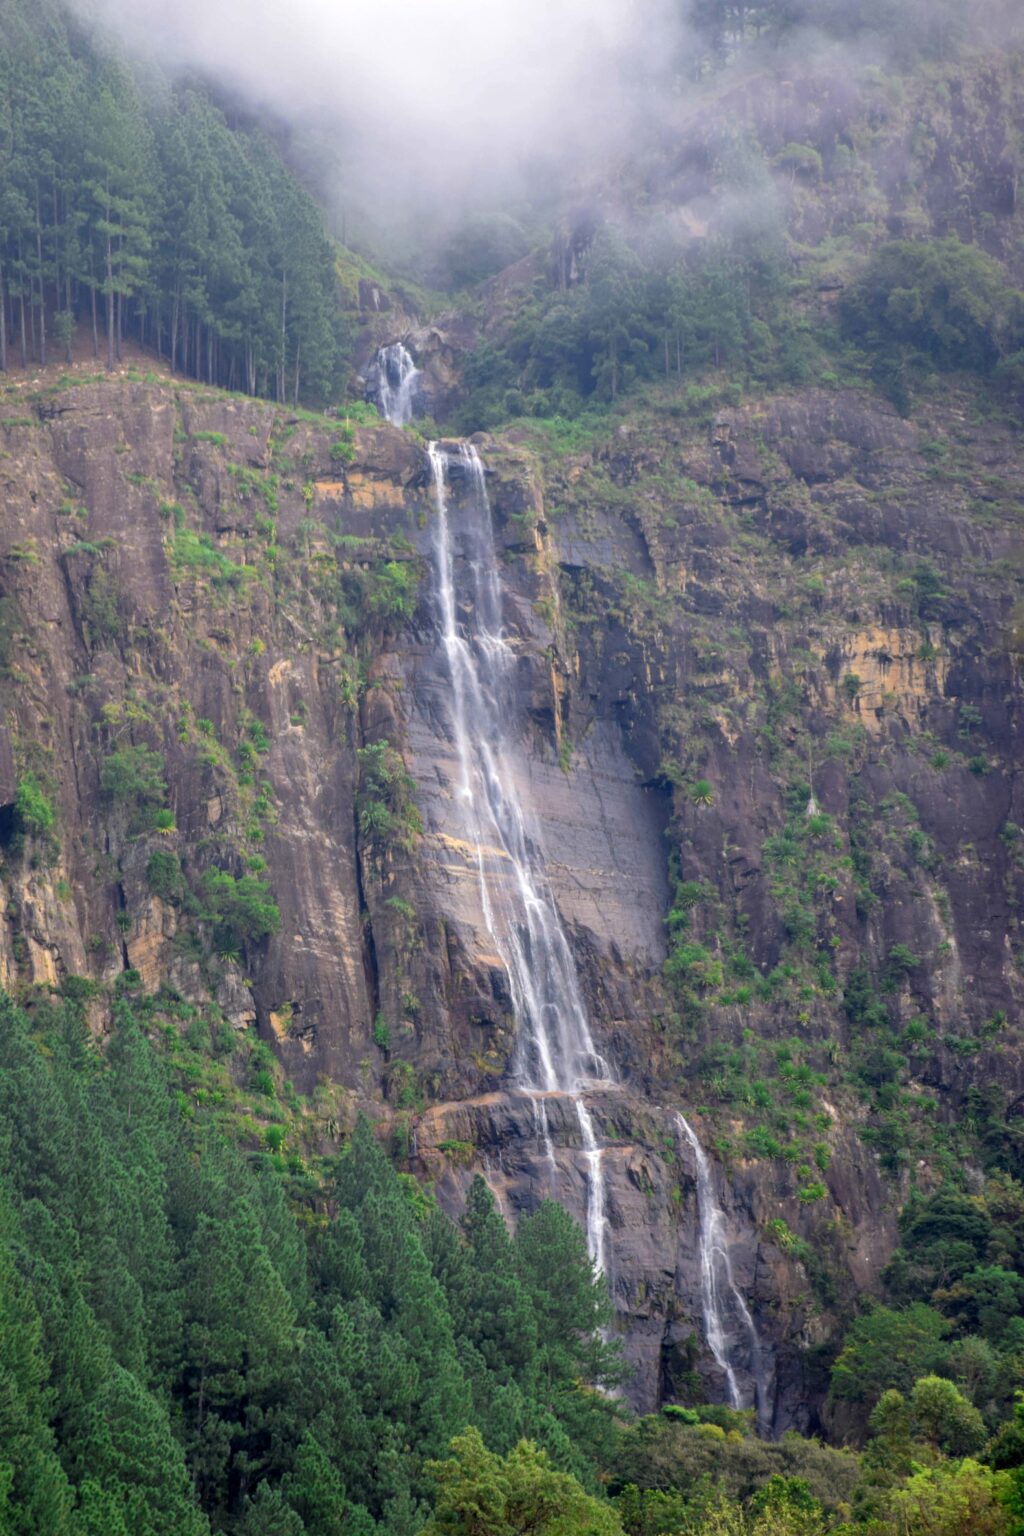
[376, 342, 419, 426]
[425, 440, 612, 1275]
[426, 442, 610, 1098]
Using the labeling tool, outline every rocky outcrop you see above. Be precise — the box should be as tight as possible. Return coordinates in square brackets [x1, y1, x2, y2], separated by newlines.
[0, 371, 1019, 1430]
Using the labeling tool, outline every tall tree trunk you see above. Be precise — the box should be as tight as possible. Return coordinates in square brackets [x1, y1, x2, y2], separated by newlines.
[52, 176, 61, 306]
[91, 283, 99, 359]
[19, 292, 27, 368]
[105, 232, 115, 372]
[279, 272, 287, 404]
[0, 264, 7, 373]
[35, 188, 46, 367]
[64, 263, 74, 364]
[171, 292, 180, 373]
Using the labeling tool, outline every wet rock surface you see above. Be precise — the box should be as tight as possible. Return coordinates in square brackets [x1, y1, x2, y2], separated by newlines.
[0, 376, 1020, 1429]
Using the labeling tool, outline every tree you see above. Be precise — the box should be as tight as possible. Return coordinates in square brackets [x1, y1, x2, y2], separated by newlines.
[237, 1482, 305, 1536]
[887, 1459, 1010, 1536]
[0, 1197, 75, 1535]
[454, 1178, 538, 1384]
[584, 228, 648, 401]
[936, 1265, 1024, 1345]
[515, 1201, 617, 1395]
[200, 869, 281, 952]
[77, 1366, 208, 1536]
[830, 1304, 949, 1408]
[99, 746, 166, 806]
[420, 1428, 624, 1536]
[909, 1375, 986, 1457]
[840, 239, 1019, 376]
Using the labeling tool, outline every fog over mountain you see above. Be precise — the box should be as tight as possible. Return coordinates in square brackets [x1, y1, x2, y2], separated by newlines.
[73, 0, 677, 239]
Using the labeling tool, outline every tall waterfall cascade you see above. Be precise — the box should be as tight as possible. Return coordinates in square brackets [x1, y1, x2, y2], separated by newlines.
[425, 438, 612, 1276]
[375, 342, 419, 426]
[375, 376, 763, 1404]
[675, 1112, 768, 1427]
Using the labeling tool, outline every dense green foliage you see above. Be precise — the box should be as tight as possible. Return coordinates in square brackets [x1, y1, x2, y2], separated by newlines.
[0, 993, 619, 1533]
[0, 0, 349, 401]
[455, 209, 809, 432]
[840, 240, 1024, 407]
[457, 215, 1024, 434]
[3, 990, 1023, 1535]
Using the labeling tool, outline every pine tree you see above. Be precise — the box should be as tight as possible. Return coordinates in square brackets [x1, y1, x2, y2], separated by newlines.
[0, 1195, 75, 1536]
[78, 1366, 208, 1536]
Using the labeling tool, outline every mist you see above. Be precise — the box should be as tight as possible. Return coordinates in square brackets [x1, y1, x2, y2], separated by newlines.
[73, 0, 678, 258]
[69, 0, 1023, 282]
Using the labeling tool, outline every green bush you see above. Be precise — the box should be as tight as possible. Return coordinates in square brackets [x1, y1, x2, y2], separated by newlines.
[356, 742, 422, 853]
[365, 560, 419, 623]
[171, 528, 251, 588]
[200, 868, 281, 952]
[774, 143, 823, 181]
[830, 1303, 949, 1406]
[841, 238, 1020, 375]
[146, 850, 183, 901]
[15, 772, 56, 835]
[665, 942, 722, 993]
[100, 746, 166, 805]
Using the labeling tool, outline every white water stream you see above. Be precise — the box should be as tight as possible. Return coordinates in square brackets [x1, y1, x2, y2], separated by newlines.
[375, 342, 419, 427]
[373, 364, 763, 1405]
[425, 438, 611, 1276]
[675, 1111, 766, 1424]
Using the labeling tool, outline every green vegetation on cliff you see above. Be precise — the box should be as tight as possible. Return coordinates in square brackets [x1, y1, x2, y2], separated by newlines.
[0, 0, 1023, 1522]
[4, 988, 1024, 1533]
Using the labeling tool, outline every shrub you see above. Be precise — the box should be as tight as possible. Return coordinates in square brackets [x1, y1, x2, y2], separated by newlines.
[886, 944, 921, 983]
[100, 746, 166, 805]
[171, 528, 250, 588]
[356, 742, 422, 852]
[15, 772, 56, 835]
[329, 428, 356, 464]
[774, 143, 823, 182]
[146, 850, 183, 901]
[665, 942, 722, 993]
[200, 868, 281, 952]
[365, 560, 419, 623]
[841, 238, 1017, 375]
[689, 779, 714, 807]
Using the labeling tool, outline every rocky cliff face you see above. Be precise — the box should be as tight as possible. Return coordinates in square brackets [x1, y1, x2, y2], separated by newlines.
[0, 368, 1019, 1430]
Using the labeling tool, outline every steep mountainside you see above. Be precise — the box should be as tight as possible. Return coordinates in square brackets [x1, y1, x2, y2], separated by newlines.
[0, 356, 1019, 1428]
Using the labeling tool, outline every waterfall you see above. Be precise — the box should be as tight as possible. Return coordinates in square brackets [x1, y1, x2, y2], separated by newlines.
[376, 342, 419, 426]
[674, 1112, 767, 1425]
[427, 440, 612, 1273]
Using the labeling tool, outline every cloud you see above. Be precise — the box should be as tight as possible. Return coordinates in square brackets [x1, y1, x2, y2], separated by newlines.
[76, 0, 676, 236]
